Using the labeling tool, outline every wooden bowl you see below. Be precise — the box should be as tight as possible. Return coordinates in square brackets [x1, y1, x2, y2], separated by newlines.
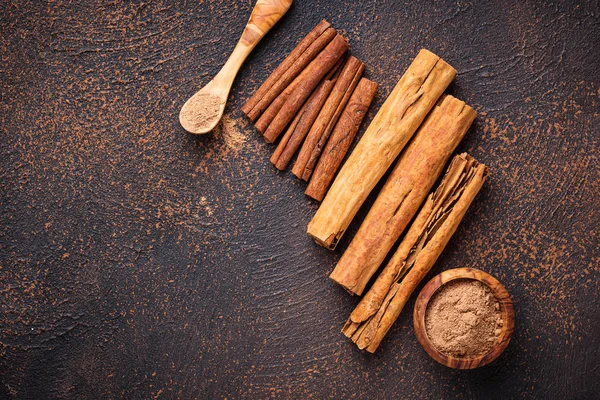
[413, 268, 515, 369]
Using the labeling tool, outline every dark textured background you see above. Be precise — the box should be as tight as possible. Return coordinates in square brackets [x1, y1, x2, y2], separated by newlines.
[1, 0, 599, 398]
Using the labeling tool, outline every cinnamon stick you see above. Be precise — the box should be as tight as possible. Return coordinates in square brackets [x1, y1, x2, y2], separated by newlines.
[256, 55, 344, 135]
[300, 62, 365, 181]
[270, 79, 336, 170]
[330, 95, 476, 295]
[263, 34, 349, 143]
[255, 72, 301, 134]
[307, 49, 456, 250]
[342, 153, 488, 353]
[270, 57, 344, 169]
[305, 78, 378, 201]
[292, 56, 364, 179]
[242, 21, 337, 122]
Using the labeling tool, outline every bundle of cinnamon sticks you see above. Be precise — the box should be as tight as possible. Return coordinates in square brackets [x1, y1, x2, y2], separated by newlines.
[243, 20, 378, 202]
[242, 20, 489, 354]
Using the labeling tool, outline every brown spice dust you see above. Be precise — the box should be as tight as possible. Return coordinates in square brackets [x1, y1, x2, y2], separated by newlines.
[425, 279, 503, 358]
[182, 93, 223, 130]
[215, 115, 247, 151]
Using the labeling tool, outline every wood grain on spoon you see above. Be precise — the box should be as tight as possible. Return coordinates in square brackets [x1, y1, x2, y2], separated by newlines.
[179, 0, 293, 134]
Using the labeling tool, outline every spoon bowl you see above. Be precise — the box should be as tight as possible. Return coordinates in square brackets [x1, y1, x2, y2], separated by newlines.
[179, 81, 227, 134]
[180, 0, 293, 134]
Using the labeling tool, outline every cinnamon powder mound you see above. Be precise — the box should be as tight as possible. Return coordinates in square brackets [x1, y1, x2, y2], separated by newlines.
[425, 279, 503, 358]
[182, 93, 223, 130]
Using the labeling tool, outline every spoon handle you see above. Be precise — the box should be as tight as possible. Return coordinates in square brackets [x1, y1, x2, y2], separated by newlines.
[241, 0, 294, 51]
[215, 0, 293, 89]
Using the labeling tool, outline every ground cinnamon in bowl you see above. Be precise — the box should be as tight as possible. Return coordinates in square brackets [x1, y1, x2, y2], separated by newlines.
[425, 279, 503, 358]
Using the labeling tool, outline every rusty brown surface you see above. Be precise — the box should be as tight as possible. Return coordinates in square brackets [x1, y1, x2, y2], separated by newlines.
[0, 0, 599, 398]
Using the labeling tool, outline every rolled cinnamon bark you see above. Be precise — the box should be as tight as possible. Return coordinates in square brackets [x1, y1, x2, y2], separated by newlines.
[292, 56, 364, 179]
[307, 49, 456, 250]
[342, 154, 488, 353]
[243, 21, 337, 122]
[330, 95, 476, 295]
[270, 79, 336, 170]
[270, 58, 344, 169]
[300, 62, 366, 181]
[255, 74, 300, 134]
[256, 55, 344, 135]
[305, 78, 378, 201]
[263, 34, 349, 143]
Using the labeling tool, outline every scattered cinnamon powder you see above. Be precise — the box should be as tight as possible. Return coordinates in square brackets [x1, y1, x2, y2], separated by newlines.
[425, 279, 503, 358]
[215, 115, 247, 151]
[182, 93, 223, 130]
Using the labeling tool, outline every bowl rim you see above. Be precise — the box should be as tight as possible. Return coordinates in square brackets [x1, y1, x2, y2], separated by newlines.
[413, 267, 515, 369]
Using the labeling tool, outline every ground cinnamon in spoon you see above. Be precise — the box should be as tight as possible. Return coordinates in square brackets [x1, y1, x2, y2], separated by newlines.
[183, 93, 222, 130]
[425, 279, 503, 358]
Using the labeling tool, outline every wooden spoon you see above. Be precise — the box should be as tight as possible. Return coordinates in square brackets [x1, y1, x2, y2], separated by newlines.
[180, 0, 293, 134]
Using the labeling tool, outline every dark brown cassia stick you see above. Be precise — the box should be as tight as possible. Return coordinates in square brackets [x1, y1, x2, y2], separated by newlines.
[330, 95, 477, 295]
[242, 20, 332, 118]
[305, 78, 378, 201]
[342, 154, 488, 353]
[292, 56, 364, 179]
[300, 59, 365, 181]
[242, 21, 337, 121]
[271, 80, 336, 170]
[307, 49, 456, 250]
[270, 57, 344, 169]
[255, 74, 300, 134]
[256, 55, 344, 135]
[263, 34, 349, 143]
[256, 55, 344, 137]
